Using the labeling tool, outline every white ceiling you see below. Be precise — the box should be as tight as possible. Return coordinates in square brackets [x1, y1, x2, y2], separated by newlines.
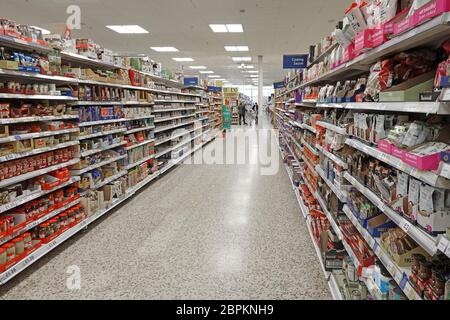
[1, 0, 349, 85]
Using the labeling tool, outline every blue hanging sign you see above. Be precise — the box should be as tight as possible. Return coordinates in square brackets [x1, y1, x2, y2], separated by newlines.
[283, 54, 308, 69]
[273, 81, 285, 89]
[184, 77, 199, 86]
[207, 86, 222, 93]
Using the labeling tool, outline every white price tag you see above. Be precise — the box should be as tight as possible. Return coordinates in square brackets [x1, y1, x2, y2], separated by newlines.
[441, 163, 450, 180]
[446, 245, 450, 257]
[437, 238, 448, 254]
[401, 221, 412, 234]
[405, 285, 416, 300]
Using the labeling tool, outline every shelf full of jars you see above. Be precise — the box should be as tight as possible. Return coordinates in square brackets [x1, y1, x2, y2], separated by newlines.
[275, 0, 450, 301]
[0, 17, 216, 285]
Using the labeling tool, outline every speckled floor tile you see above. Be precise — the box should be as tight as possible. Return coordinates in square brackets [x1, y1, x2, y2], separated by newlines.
[0, 116, 331, 300]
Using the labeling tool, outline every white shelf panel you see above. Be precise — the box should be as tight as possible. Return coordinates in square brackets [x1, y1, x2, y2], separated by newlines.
[124, 139, 155, 151]
[78, 118, 126, 127]
[80, 141, 126, 157]
[301, 123, 317, 134]
[316, 121, 347, 135]
[0, 69, 75, 84]
[301, 154, 319, 177]
[125, 115, 155, 121]
[345, 138, 450, 189]
[70, 155, 127, 175]
[316, 144, 348, 169]
[154, 120, 196, 133]
[154, 99, 197, 104]
[316, 165, 347, 203]
[153, 114, 195, 123]
[0, 177, 80, 215]
[78, 128, 126, 140]
[91, 171, 128, 190]
[315, 191, 344, 240]
[0, 93, 78, 101]
[0, 141, 79, 163]
[301, 138, 319, 156]
[125, 126, 155, 135]
[153, 107, 196, 113]
[125, 154, 155, 170]
[0, 35, 52, 53]
[0, 115, 78, 125]
[344, 172, 439, 256]
[154, 129, 195, 146]
[0, 128, 79, 143]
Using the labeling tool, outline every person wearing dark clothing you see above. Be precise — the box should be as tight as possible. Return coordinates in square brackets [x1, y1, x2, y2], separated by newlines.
[252, 103, 259, 125]
[238, 103, 246, 125]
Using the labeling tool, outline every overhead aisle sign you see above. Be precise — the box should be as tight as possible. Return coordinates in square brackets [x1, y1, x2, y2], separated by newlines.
[183, 77, 199, 86]
[283, 54, 308, 69]
[273, 81, 285, 89]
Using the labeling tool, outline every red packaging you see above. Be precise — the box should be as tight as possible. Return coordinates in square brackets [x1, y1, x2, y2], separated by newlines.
[414, 0, 450, 25]
[355, 29, 374, 55]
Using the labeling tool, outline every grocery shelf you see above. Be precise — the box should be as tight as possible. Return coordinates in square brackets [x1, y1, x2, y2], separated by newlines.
[80, 141, 126, 157]
[301, 138, 319, 156]
[78, 118, 126, 127]
[78, 128, 127, 140]
[70, 154, 127, 175]
[316, 165, 347, 203]
[343, 172, 439, 256]
[0, 198, 81, 247]
[345, 138, 450, 189]
[0, 177, 80, 215]
[0, 35, 52, 53]
[342, 205, 422, 300]
[125, 115, 154, 121]
[316, 144, 348, 169]
[155, 136, 195, 158]
[125, 126, 155, 135]
[301, 154, 319, 177]
[154, 99, 196, 104]
[316, 102, 450, 114]
[315, 191, 344, 240]
[436, 236, 450, 258]
[125, 154, 155, 170]
[73, 101, 130, 106]
[90, 171, 128, 190]
[301, 123, 317, 134]
[308, 43, 339, 69]
[154, 129, 195, 146]
[124, 139, 155, 151]
[328, 273, 344, 300]
[154, 119, 196, 133]
[152, 107, 196, 113]
[316, 121, 347, 135]
[0, 158, 80, 188]
[0, 141, 79, 163]
[153, 114, 195, 123]
[0, 93, 78, 100]
[0, 115, 78, 124]
[0, 128, 79, 143]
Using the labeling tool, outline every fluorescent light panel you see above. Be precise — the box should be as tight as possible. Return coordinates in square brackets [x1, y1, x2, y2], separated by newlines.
[224, 46, 249, 52]
[250, 75, 258, 78]
[209, 24, 243, 33]
[106, 25, 149, 34]
[208, 75, 221, 78]
[247, 70, 258, 73]
[199, 71, 214, 74]
[31, 26, 51, 35]
[172, 57, 194, 62]
[237, 65, 254, 69]
[232, 57, 252, 62]
[189, 66, 207, 69]
[150, 47, 178, 52]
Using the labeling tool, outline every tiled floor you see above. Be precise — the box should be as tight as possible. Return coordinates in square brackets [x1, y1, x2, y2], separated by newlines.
[0, 114, 331, 300]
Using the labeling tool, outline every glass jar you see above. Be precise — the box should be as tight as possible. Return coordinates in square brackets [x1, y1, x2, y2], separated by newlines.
[12, 236, 24, 255]
[38, 223, 50, 239]
[22, 232, 32, 250]
[59, 213, 68, 227]
[4, 243, 15, 261]
[0, 247, 6, 265]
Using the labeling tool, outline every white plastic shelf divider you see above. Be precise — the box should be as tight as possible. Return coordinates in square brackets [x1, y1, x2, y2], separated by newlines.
[0, 115, 78, 125]
[0, 158, 80, 188]
[345, 138, 450, 189]
[0, 177, 80, 215]
[316, 165, 347, 203]
[0, 141, 79, 163]
[0, 128, 79, 143]
[301, 123, 317, 134]
[78, 128, 127, 140]
[70, 154, 127, 175]
[80, 141, 126, 157]
[316, 121, 347, 135]
[343, 172, 439, 256]
[316, 144, 348, 169]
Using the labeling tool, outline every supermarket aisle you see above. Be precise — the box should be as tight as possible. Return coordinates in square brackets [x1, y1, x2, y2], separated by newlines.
[0, 114, 331, 300]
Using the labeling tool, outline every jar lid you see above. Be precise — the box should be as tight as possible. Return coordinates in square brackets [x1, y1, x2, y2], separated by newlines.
[41, 222, 50, 227]
[0, 247, 5, 253]
[12, 237, 22, 243]
[3, 243, 14, 248]
[23, 232, 31, 237]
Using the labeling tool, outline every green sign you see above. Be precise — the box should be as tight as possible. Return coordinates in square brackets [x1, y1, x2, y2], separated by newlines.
[222, 105, 231, 130]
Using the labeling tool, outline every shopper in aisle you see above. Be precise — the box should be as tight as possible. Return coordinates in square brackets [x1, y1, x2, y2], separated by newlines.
[253, 103, 259, 125]
[238, 102, 247, 125]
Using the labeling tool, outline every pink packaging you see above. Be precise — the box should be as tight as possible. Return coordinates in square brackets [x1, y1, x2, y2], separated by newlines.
[354, 29, 373, 54]
[343, 44, 355, 63]
[393, 15, 416, 35]
[392, 145, 405, 159]
[371, 26, 388, 47]
[378, 139, 393, 154]
[414, 0, 450, 25]
[402, 151, 442, 170]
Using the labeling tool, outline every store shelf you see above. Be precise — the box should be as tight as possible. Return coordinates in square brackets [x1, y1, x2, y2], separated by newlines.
[301, 123, 317, 134]
[0, 128, 79, 143]
[155, 136, 195, 158]
[125, 115, 154, 121]
[78, 128, 126, 140]
[124, 139, 155, 151]
[0, 141, 79, 163]
[154, 120, 196, 133]
[0, 177, 80, 215]
[308, 43, 339, 69]
[316, 144, 348, 169]
[346, 138, 450, 188]
[153, 114, 195, 123]
[301, 138, 319, 156]
[70, 154, 127, 175]
[80, 141, 126, 157]
[316, 121, 347, 135]
[90, 171, 128, 190]
[0, 35, 52, 53]
[154, 99, 196, 104]
[342, 205, 422, 300]
[328, 273, 344, 300]
[125, 126, 155, 135]
[73, 101, 129, 106]
[0, 115, 78, 124]
[60, 51, 123, 70]
[316, 102, 450, 114]
[0, 198, 81, 247]
[152, 107, 196, 113]
[154, 129, 195, 146]
[343, 172, 439, 256]
[0, 158, 80, 188]
[316, 165, 347, 203]
[78, 118, 126, 127]
[0, 93, 78, 101]
[125, 154, 155, 170]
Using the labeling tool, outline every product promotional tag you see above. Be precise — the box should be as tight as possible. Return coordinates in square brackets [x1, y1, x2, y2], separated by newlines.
[437, 237, 448, 253]
[401, 221, 412, 234]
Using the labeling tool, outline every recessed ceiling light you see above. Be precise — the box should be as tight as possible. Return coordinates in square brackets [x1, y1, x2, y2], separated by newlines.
[172, 57, 194, 62]
[232, 57, 252, 62]
[189, 66, 207, 69]
[250, 75, 258, 78]
[31, 26, 51, 35]
[215, 78, 226, 81]
[199, 71, 214, 74]
[208, 75, 221, 78]
[209, 24, 243, 33]
[223, 80, 229, 83]
[224, 46, 249, 52]
[237, 65, 254, 69]
[248, 70, 258, 73]
[106, 25, 149, 34]
[150, 47, 178, 52]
